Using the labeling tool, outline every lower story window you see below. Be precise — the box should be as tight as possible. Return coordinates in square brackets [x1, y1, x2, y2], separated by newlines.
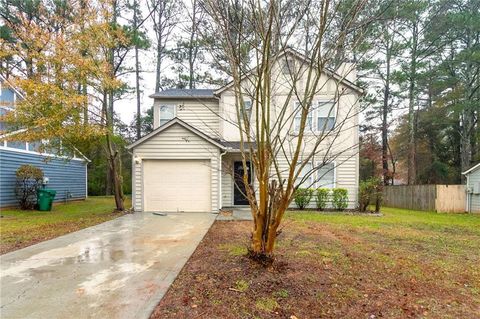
[316, 162, 335, 188]
[295, 162, 313, 187]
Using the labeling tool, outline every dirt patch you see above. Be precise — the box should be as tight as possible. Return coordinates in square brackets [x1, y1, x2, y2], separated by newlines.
[151, 219, 480, 319]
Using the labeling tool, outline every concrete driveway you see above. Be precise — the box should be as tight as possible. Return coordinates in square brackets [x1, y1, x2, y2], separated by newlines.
[0, 212, 215, 319]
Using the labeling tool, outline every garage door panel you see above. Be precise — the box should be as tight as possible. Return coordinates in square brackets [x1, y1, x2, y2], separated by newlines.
[143, 160, 211, 212]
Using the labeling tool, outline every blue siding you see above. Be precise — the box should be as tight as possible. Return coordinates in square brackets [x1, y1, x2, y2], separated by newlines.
[0, 148, 87, 207]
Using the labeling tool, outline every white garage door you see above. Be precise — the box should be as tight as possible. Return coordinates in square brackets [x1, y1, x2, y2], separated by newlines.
[143, 159, 211, 212]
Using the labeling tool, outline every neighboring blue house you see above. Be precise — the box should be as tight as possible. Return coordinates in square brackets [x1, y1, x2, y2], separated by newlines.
[0, 78, 88, 208]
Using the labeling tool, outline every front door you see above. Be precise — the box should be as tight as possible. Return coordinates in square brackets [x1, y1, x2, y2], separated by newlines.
[233, 161, 252, 205]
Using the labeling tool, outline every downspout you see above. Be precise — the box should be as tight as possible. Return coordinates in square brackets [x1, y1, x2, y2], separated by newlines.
[218, 148, 229, 212]
[466, 174, 470, 213]
[128, 149, 135, 211]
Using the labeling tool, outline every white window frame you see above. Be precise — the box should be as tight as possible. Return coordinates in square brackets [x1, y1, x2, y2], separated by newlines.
[315, 161, 336, 189]
[317, 100, 336, 132]
[159, 104, 176, 126]
[292, 99, 336, 134]
[295, 162, 314, 188]
[293, 102, 313, 133]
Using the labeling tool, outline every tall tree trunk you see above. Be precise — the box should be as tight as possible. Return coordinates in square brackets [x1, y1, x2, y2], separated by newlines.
[382, 43, 391, 185]
[407, 22, 418, 185]
[134, 0, 141, 139]
[104, 0, 124, 210]
[188, 0, 198, 89]
[102, 89, 113, 196]
[154, 0, 164, 93]
[460, 32, 474, 182]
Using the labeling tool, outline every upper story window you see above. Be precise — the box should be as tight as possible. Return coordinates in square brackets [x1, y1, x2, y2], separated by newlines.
[282, 58, 296, 75]
[316, 162, 335, 188]
[317, 100, 336, 132]
[243, 100, 252, 120]
[293, 102, 313, 132]
[293, 100, 336, 133]
[159, 104, 175, 126]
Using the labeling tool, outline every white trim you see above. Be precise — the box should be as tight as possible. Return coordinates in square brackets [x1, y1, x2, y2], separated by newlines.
[214, 48, 364, 95]
[462, 163, 480, 175]
[0, 144, 86, 161]
[466, 173, 470, 213]
[293, 99, 336, 134]
[158, 104, 177, 127]
[128, 118, 225, 150]
[219, 150, 228, 210]
[293, 101, 313, 133]
[0, 74, 25, 98]
[315, 161, 336, 189]
[295, 162, 314, 187]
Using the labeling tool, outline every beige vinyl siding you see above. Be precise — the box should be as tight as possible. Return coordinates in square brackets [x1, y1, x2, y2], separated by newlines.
[221, 163, 233, 207]
[268, 154, 357, 210]
[217, 59, 360, 209]
[153, 99, 220, 137]
[132, 123, 220, 213]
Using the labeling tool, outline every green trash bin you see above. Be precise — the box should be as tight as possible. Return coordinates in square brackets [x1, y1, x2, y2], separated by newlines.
[37, 189, 57, 211]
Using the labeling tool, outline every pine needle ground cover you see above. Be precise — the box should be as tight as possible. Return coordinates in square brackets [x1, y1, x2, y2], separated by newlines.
[0, 196, 130, 254]
[152, 208, 480, 318]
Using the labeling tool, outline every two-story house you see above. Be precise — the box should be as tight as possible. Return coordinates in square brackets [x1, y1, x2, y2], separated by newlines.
[128, 49, 362, 213]
[0, 76, 88, 208]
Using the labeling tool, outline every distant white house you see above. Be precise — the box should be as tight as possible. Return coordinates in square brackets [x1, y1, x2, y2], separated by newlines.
[463, 163, 480, 213]
[128, 49, 362, 213]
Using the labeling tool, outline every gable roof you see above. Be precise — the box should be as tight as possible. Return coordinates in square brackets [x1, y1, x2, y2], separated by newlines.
[149, 89, 216, 99]
[127, 117, 226, 150]
[214, 47, 364, 95]
[462, 163, 480, 175]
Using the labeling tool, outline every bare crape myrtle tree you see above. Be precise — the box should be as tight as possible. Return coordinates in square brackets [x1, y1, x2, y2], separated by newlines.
[203, 0, 378, 263]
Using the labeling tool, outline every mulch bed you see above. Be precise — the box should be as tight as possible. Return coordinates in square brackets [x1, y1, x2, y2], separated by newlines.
[150, 220, 479, 319]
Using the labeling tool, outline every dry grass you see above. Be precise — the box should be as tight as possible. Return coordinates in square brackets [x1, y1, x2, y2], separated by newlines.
[151, 208, 480, 318]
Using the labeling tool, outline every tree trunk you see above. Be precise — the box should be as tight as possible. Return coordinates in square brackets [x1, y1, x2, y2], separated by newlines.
[382, 45, 391, 185]
[134, 0, 141, 139]
[188, 0, 198, 89]
[106, 131, 125, 211]
[407, 22, 418, 185]
[154, 0, 163, 93]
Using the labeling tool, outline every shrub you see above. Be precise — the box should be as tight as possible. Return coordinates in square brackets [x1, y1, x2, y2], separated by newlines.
[358, 177, 383, 212]
[332, 188, 348, 210]
[294, 188, 314, 210]
[316, 188, 330, 210]
[15, 164, 44, 210]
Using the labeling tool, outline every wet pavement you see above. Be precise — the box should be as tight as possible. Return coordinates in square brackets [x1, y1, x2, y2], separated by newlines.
[0, 212, 215, 319]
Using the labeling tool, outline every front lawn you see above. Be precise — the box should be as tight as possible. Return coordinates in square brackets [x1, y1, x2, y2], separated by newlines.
[152, 207, 480, 318]
[0, 196, 131, 254]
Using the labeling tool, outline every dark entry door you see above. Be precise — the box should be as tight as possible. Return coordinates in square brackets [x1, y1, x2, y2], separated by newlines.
[233, 161, 252, 205]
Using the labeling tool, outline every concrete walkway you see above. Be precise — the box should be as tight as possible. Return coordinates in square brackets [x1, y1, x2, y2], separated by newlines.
[0, 212, 215, 319]
[216, 208, 253, 221]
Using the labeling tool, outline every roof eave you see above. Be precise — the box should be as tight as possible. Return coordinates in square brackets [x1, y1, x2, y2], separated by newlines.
[462, 163, 480, 175]
[148, 94, 219, 100]
[214, 48, 364, 95]
[127, 118, 226, 150]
